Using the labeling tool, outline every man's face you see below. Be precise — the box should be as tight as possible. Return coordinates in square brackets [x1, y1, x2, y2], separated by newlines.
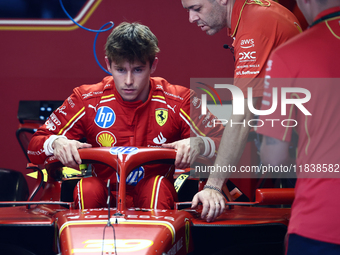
[106, 58, 157, 102]
[182, 0, 227, 35]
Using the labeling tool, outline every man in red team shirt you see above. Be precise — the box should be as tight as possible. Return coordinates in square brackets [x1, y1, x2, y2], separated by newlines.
[28, 22, 224, 211]
[180, 0, 301, 221]
[257, 0, 340, 254]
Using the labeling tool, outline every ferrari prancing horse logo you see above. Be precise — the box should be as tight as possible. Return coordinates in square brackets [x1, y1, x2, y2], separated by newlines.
[155, 108, 168, 126]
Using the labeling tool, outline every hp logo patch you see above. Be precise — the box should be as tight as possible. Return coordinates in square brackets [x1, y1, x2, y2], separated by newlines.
[110, 147, 139, 155]
[117, 166, 145, 186]
[94, 106, 115, 128]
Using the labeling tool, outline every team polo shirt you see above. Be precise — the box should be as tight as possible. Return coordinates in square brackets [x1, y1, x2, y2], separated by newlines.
[229, 0, 301, 98]
[257, 7, 340, 245]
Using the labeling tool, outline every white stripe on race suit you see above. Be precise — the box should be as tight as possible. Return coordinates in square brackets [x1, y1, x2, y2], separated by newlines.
[179, 112, 200, 137]
[151, 98, 166, 104]
[154, 176, 164, 209]
[61, 111, 86, 136]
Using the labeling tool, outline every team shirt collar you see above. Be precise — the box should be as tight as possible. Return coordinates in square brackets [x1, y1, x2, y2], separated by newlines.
[314, 6, 340, 22]
[111, 77, 154, 108]
[229, 0, 271, 37]
[229, 0, 247, 37]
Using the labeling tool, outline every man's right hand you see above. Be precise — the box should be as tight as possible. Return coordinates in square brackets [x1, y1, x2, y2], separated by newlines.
[52, 137, 92, 168]
[191, 187, 226, 222]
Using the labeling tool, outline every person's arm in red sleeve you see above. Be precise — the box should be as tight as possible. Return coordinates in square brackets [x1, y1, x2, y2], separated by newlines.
[162, 89, 224, 169]
[27, 89, 92, 167]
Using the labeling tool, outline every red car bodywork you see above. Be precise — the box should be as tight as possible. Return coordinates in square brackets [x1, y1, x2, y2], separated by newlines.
[0, 147, 293, 255]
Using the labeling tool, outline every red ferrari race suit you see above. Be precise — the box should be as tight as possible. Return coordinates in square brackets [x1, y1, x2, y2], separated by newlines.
[257, 7, 340, 247]
[229, 0, 301, 97]
[28, 76, 223, 210]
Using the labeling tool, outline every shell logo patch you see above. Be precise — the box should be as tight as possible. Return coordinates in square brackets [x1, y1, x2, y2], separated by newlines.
[96, 131, 117, 147]
[155, 108, 168, 126]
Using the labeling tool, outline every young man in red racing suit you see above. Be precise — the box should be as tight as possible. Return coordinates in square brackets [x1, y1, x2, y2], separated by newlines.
[28, 22, 224, 211]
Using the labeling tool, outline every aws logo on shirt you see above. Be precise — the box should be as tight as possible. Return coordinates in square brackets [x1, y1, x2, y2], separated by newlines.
[240, 38, 255, 49]
[94, 106, 116, 128]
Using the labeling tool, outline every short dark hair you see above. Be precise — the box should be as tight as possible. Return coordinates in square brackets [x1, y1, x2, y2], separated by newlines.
[105, 22, 160, 66]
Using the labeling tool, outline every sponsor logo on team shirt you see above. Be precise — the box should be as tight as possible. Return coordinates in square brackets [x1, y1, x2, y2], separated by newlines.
[266, 60, 273, 72]
[56, 105, 67, 116]
[83, 92, 93, 99]
[164, 91, 183, 100]
[109, 147, 139, 155]
[49, 113, 61, 126]
[126, 167, 144, 186]
[104, 83, 112, 89]
[82, 91, 104, 99]
[94, 106, 115, 128]
[45, 119, 56, 131]
[153, 132, 167, 144]
[205, 120, 214, 128]
[239, 51, 256, 61]
[155, 108, 168, 126]
[147, 144, 162, 148]
[202, 112, 211, 125]
[27, 149, 44, 156]
[236, 70, 260, 76]
[156, 84, 164, 90]
[202, 113, 216, 128]
[240, 38, 255, 49]
[88, 104, 98, 112]
[96, 131, 117, 147]
[167, 104, 176, 113]
[236, 64, 260, 70]
[117, 166, 145, 186]
[191, 97, 201, 109]
[67, 97, 75, 108]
